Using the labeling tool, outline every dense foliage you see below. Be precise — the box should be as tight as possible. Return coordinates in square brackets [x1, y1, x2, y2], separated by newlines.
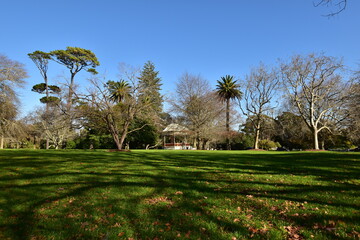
[0, 51, 359, 150]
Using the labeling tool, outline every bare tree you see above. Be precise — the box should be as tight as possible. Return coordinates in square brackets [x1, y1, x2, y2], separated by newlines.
[24, 106, 73, 149]
[343, 76, 360, 145]
[0, 54, 27, 103]
[314, 0, 347, 16]
[280, 53, 348, 150]
[0, 54, 28, 148]
[240, 63, 279, 149]
[170, 73, 224, 149]
[0, 118, 25, 149]
[41, 109, 73, 149]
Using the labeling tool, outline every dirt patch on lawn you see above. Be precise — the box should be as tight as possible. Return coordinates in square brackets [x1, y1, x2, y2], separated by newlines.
[107, 149, 131, 152]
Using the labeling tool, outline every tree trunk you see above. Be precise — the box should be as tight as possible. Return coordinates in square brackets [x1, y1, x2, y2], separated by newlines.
[313, 129, 319, 150]
[66, 72, 76, 130]
[0, 136, 4, 149]
[197, 137, 203, 150]
[193, 138, 198, 150]
[106, 115, 123, 150]
[200, 138, 204, 150]
[67, 72, 75, 113]
[226, 99, 231, 150]
[33, 135, 36, 149]
[118, 124, 130, 150]
[254, 128, 260, 149]
[313, 130, 319, 150]
[203, 139, 209, 150]
[45, 75, 50, 150]
[111, 131, 122, 150]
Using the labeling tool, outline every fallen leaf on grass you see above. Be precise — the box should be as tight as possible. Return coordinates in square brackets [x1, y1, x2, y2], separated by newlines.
[112, 223, 121, 228]
[248, 226, 269, 238]
[80, 222, 89, 228]
[313, 220, 336, 232]
[144, 196, 174, 206]
[165, 223, 171, 231]
[284, 225, 302, 239]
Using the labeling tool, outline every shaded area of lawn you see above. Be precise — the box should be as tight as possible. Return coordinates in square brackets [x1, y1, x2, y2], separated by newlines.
[0, 150, 359, 239]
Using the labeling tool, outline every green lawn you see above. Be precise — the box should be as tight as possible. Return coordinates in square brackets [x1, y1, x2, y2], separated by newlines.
[0, 150, 359, 240]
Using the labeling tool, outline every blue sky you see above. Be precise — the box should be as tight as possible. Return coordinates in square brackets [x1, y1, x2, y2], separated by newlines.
[1, 0, 359, 116]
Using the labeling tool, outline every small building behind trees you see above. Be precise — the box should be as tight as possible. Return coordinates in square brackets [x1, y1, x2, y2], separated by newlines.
[162, 123, 192, 150]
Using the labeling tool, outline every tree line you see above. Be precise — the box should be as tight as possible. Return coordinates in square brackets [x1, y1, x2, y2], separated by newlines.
[0, 48, 359, 150]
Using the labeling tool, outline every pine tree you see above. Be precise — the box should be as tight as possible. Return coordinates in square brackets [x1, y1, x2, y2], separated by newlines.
[138, 61, 163, 113]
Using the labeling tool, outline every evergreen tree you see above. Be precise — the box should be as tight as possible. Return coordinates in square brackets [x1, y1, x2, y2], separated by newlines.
[138, 61, 163, 113]
[216, 75, 242, 150]
[50, 47, 99, 112]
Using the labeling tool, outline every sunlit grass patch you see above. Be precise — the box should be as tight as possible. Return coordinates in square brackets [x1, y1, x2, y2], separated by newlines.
[0, 149, 359, 239]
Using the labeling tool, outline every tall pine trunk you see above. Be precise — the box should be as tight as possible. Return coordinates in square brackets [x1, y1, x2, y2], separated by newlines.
[45, 75, 50, 150]
[67, 72, 75, 113]
[66, 72, 76, 130]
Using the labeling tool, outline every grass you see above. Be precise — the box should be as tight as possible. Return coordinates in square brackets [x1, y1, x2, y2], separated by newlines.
[0, 150, 359, 240]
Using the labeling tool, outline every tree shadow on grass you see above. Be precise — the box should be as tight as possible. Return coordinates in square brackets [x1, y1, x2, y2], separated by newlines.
[0, 150, 359, 239]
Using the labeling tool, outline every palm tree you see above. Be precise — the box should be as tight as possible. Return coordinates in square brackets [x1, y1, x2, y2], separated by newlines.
[216, 75, 242, 150]
[107, 80, 131, 103]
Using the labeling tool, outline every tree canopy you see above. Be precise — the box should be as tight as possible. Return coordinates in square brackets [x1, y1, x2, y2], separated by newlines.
[50, 47, 99, 75]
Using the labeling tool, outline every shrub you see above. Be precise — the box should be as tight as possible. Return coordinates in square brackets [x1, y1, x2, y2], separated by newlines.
[259, 139, 279, 150]
[65, 140, 76, 149]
